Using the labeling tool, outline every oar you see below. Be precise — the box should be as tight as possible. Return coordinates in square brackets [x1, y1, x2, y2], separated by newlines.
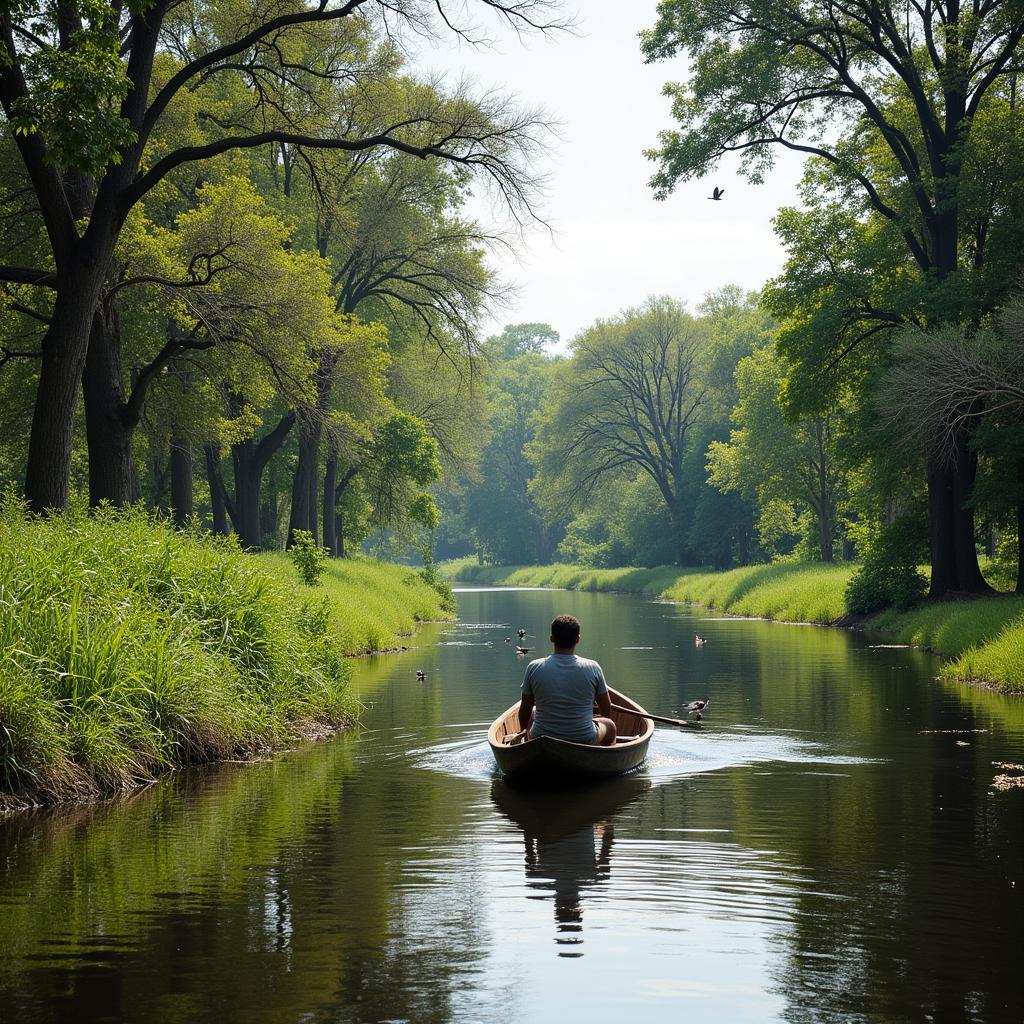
[610, 704, 704, 729]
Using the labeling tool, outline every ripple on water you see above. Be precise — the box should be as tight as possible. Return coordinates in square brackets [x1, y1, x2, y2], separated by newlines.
[410, 727, 882, 784]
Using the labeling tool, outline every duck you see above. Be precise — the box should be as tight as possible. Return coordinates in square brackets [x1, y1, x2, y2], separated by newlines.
[685, 698, 709, 720]
[416, 670, 427, 681]
[515, 646, 531, 656]
[504, 637, 512, 644]
[695, 634, 707, 646]
[517, 628, 526, 641]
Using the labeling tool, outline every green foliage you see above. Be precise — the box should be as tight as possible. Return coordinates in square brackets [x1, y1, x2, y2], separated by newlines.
[8, 0, 136, 172]
[484, 323, 559, 359]
[556, 475, 676, 568]
[290, 530, 327, 586]
[845, 517, 929, 615]
[417, 544, 456, 615]
[458, 339, 561, 564]
[0, 499, 354, 805]
[706, 342, 850, 560]
[530, 297, 709, 560]
[408, 493, 441, 530]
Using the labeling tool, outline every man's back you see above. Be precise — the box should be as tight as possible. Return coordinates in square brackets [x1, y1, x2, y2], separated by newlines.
[523, 653, 608, 744]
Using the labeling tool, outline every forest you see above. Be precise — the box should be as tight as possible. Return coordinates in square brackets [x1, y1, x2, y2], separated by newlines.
[1, 0, 1023, 616]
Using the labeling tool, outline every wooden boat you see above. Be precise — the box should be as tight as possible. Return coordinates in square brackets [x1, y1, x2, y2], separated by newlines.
[487, 687, 654, 782]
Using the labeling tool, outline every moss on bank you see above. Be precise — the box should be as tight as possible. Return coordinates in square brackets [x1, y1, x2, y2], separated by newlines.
[0, 502, 451, 810]
[445, 559, 1024, 692]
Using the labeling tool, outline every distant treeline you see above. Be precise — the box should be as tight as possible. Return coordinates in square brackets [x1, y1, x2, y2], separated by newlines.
[435, 289, 1023, 610]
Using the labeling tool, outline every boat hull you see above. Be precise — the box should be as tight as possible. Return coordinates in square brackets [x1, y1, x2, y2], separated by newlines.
[487, 687, 654, 782]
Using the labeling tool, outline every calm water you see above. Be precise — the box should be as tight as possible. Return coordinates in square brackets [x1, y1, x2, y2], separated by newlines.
[2, 586, 1024, 1023]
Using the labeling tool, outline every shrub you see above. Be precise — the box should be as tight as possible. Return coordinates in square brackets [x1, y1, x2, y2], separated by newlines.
[417, 545, 457, 615]
[846, 517, 928, 615]
[290, 530, 327, 586]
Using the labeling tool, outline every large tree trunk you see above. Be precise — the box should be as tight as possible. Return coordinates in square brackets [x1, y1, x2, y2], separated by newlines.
[927, 442, 992, 598]
[287, 421, 321, 546]
[231, 440, 265, 548]
[82, 308, 140, 507]
[818, 511, 834, 563]
[205, 444, 229, 536]
[229, 412, 295, 549]
[323, 454, 338, 557]
[24, 268, 106, 511]
[169, 438, 193, 526]
[950, 439, 991, 594]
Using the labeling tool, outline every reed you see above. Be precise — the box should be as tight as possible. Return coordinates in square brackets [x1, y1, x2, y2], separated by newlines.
[0, 498, 450, 808]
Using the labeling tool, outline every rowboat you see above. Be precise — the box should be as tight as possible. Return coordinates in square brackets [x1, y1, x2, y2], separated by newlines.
[487, 687, 654, 781]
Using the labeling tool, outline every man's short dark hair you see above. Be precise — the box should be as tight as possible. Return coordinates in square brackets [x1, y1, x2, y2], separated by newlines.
[551, 614, 581, 647]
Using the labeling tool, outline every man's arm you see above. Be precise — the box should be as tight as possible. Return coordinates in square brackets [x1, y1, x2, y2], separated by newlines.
[594, 690, 612, 718]
[518, 692, 535, 731]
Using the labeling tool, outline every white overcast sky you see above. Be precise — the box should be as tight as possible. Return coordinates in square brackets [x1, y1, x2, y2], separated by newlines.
[410, 1, 808, 345]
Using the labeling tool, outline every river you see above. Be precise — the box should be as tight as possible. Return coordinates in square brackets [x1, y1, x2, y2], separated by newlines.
[2, 585, 1023, 1022]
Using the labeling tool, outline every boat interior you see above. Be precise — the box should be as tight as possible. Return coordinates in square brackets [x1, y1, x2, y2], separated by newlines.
[491, 692, 654, 747]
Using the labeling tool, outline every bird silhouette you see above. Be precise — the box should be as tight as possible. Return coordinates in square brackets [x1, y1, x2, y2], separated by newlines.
[416, 670, 427, 681]
[708, 186, 725, 201]
[516, 646, 531, 655]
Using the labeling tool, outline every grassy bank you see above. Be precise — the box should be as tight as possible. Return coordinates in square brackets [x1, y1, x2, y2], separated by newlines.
[446, 559, 1024, 692]
[0, 501, 452, 810]
[447, 559, 852, 621]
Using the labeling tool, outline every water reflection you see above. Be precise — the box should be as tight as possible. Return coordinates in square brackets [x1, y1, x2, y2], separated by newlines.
[3, 587, 1024, 1023]
[491, 775, 649, 956]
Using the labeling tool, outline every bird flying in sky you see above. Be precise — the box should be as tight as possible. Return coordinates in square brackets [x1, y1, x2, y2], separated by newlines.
[708, 186, 724, 201]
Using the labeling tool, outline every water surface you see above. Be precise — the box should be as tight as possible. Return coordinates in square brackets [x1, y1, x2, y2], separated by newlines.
[2, 586, 1023, 1022]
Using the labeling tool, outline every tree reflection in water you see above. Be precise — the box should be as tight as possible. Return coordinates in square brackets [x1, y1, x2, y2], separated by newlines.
[490, 774, 650, 956]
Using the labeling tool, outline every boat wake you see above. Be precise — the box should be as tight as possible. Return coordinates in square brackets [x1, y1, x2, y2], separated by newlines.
[410, 727, 881, 784]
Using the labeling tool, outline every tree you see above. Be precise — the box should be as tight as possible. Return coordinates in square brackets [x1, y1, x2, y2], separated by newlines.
[459, 330, 561, 564]
[282, 138, 499, 546]
[486, 322, 559, 359]
[0, 0, 554, 511]
[642, 0, 1024, 594]
[875, 311, 1024, 590]
[707, 344, 849, 561]
[530, 297, 708, 563]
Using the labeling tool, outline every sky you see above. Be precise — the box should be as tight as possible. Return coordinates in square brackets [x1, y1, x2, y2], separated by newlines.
[410, 1, 809, 346]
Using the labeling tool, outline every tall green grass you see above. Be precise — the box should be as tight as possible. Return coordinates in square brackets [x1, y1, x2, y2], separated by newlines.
[0, 499, 450, 809]
[659, 563, 853, 624]
[872, 596, 1024, 689]
[258, 553, 453, 654]
[446, 558, 1024, 691]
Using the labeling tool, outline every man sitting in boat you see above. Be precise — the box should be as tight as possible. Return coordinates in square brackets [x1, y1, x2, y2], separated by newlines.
[512, 614, 617, 746]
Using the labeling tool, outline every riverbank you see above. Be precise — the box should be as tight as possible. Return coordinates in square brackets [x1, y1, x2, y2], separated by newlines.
[445, 559, 1024, 692]
[0, 502, 453, 812]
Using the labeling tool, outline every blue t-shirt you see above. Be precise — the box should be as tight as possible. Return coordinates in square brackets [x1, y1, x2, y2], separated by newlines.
[522, 654, 609, 743]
